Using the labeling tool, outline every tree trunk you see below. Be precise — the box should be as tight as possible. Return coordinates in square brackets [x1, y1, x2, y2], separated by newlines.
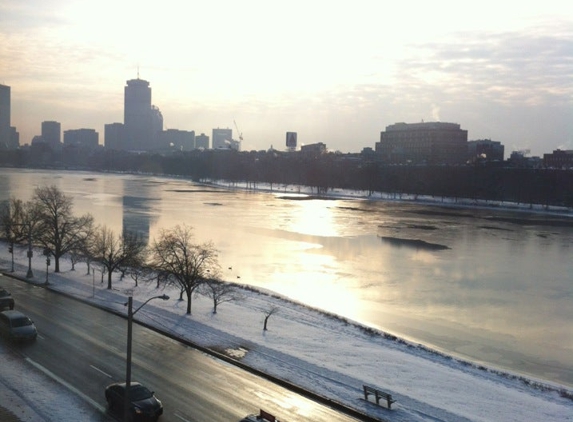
[107, 268, 113, 289]
[264, 315, 270, 331]
[186, 288, 192, 314]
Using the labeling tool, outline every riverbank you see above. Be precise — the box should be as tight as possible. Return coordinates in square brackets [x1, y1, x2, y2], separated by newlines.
[204, 178, 573, 217]
[1, 244, 572, 422]
[1, 168, 572, 393]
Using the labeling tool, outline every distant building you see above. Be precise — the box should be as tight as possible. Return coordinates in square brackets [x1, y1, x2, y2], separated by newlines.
[159, 129, 195, 151]
[9, 127, 19, 148]
[0, 84, 13, 149]
[63, 128, 99, 148]
[150, 105, 163, 143]
[468, 139, 504, 163]
[543, 149, 573, 169]
[376, 121, 468, 165]
[508, 150, 542, 168]
[195, 133, 209, 149]
[300, 142, 326, 157]
[104, 123, 125, 150]
[31, 135, 46, 146]
[286, 132, 297, 150]
[41, 121, 61, 150]
[212, 128, 233, 149]
[123, 77, 163, 151]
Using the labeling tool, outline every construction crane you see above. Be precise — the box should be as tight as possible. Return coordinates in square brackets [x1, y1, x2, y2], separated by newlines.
[234, 120, 243, 146]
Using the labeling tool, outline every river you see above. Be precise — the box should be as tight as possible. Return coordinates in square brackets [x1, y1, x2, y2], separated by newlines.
[1, 167, 572, 388]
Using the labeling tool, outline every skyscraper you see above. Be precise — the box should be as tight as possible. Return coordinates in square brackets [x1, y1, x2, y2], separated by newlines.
[212, 128, 233, 149]
[123, 77, 164, 151]
[41, 121, 61, 149]
[0, 84, 11, 149]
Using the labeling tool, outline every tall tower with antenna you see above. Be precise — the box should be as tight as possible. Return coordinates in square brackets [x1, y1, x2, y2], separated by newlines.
[124, 75, 153, 151]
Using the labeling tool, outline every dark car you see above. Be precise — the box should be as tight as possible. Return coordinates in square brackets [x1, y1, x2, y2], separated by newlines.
[240, 409, 280, 422]
[105, 382, 163, 421]
[0, 288, 15, 310]
[0, 310, 37, 341]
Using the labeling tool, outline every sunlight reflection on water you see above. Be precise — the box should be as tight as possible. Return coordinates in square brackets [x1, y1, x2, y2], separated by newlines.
[1, 168, 572, 387]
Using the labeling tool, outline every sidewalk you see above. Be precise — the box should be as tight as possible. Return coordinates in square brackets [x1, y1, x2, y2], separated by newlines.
[0, 382, 36, 422]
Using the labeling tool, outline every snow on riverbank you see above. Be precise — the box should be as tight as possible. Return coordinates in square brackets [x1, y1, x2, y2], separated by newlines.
[205, 179, 573, 216]
[0, 244, 572, 422]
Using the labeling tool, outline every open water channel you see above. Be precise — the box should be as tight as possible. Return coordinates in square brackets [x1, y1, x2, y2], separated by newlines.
[1, 168, 572, 388]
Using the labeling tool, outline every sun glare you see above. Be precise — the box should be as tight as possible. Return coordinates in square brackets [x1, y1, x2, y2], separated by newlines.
[281, 199, 339, 237]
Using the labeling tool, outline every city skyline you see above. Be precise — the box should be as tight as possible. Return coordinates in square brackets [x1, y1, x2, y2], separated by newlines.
[1, 1, 572, 155]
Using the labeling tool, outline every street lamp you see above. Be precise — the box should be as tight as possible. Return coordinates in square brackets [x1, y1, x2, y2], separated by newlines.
[43, 248, 51, 285]
[10, 223, 34, 278]
[8, 242, 14, 272]
[25, 228, 33, 279]
[124, 294, 169, 422]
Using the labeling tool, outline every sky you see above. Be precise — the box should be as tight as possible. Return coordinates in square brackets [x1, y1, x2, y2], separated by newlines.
[1, 1, 572, 156]
[1, 242, 572, 422]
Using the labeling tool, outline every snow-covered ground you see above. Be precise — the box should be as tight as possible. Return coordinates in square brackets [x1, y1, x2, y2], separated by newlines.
[0, 244, 572, 422]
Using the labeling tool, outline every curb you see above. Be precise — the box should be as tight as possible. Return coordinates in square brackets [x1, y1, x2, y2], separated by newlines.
[2, 270, 388, 422]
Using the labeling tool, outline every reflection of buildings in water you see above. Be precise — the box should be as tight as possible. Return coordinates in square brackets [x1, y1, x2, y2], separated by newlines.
[122, 196, 152, 244]
[121, 179, 161, 245]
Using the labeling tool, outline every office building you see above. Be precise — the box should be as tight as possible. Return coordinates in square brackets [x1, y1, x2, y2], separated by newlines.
[41, 121, 61, 150]
[0, 84, 12, 149]
[195, 133, 209, 149]
[124, 78, 151, 151]
[105, 123, 125, 150]
[123, 77, 163, 151]
[9, 127, 19, 148]
[544, 149, 573, 169]
[300, 142, 326, 157]
[159, 129, 195, 151]
[376, 121, 468, 165]
[63, 128, 99, 148]
[212, 128, 233, 149]
[468, 139, 504, 163]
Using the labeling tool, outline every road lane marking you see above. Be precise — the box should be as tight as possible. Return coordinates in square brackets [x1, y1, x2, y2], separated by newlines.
[25, 357, 106, 413]
[174, 411, 193, 421]
[90, 364, 112, 378]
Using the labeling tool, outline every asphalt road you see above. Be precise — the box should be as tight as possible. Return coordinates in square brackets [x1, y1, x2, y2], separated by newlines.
[0, 275, 360, 422]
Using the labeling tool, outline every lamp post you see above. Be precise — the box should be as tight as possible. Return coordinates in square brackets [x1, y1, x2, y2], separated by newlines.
[124, 294, 169, 422]
[25, 229, 33, 279]
[43, 248, 51, 285]
[8, 242, 14, 272]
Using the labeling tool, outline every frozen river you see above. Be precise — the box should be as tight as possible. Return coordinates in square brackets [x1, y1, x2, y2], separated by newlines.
[1, 168, 572, 388]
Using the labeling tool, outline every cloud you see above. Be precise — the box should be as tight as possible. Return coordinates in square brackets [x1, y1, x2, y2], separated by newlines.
[395, 22, 573, 107]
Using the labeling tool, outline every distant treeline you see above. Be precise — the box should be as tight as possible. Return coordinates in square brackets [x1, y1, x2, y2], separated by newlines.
[1, 147, 572, 208]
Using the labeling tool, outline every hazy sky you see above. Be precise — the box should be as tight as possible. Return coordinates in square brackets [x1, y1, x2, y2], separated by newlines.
[1, 0, 572, 155]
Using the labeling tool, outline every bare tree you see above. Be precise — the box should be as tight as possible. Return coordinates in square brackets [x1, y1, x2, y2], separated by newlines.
[263, 306, 279, 331]
[33, 185, 94, 273]
[199, 278, 240, 314]
[117, 231, 149, 285]
[68, 248, 82, 271]
[149, 224, 219, 314]
[0, 198, 43, 275]
[90, 226, 147, 290]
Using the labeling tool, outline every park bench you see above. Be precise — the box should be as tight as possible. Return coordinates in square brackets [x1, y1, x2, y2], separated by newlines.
[363, 384, 396, 409]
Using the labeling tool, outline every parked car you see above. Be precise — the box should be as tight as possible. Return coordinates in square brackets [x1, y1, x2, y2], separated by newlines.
[0, 288, 15, 310]
[241, 409, 280, 422]
[105, 382, 163, 421]
[0, 310, 37, 341]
